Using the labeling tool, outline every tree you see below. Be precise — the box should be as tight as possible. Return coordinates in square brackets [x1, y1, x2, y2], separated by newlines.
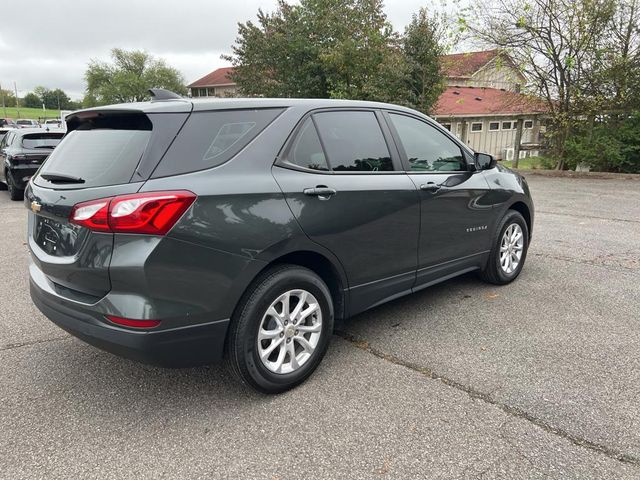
[22, 92, 42, 109]
[223, 0, 413, 102]
[467, 0, 617, 169]
[0, 89, 17, 108]
[402, 8, 446, 114]
[85, 48, 187, 105]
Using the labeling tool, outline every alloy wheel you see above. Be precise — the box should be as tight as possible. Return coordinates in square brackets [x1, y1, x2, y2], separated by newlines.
[499, 223, 524, 274]
[257, 289, 322, 374]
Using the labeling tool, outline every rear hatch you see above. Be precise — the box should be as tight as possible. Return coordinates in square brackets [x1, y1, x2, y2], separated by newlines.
[26, 106, 191, 299]
[18, 131, 65, 166]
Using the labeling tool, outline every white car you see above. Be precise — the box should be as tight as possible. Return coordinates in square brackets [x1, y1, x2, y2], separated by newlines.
[16, 119, 40, 128]
[43, 119, 61, 127]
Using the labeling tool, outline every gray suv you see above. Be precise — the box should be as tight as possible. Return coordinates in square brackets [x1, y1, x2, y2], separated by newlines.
[26, 91, 533, 393]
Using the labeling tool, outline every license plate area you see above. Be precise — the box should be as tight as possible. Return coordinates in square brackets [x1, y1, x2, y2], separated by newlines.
[34, 215, 84, 257]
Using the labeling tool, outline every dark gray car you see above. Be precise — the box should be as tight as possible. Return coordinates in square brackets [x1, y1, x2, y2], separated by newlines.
[26, 92, 533, 393]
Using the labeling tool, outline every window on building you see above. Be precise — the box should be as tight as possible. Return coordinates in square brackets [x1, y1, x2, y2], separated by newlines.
[313, 111, 393, 172]
[471, 122, 483, 132]
[524, 120, 534, 129]
[489, 122, 499, 131]
[441, 123, 452, 131]
[502, 121, 512, 130]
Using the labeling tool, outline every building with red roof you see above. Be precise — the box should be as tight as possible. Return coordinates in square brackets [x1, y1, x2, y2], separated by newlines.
[188, 67, 237, 98]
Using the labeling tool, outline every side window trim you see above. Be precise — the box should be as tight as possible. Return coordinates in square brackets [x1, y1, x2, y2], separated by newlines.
[382, 110, 471, 173]
[275, 114, 333, 175]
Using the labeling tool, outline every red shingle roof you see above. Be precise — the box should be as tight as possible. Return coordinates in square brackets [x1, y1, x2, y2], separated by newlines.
[433, 86, 548, 117]
[188, 67, 236, 88]
[440, 50, 501, 78]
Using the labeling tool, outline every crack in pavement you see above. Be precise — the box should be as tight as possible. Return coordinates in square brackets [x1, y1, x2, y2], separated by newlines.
[530, 252, 639, 275]
[0, 335, 69, 353]
[334, 330, 640, 469]
[536, 210, 640, 224]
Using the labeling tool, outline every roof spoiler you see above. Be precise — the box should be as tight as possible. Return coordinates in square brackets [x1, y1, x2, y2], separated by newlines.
[148, 88, 183, 101]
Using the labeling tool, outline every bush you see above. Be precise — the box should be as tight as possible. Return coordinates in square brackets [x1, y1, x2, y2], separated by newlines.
[564, 114, 640, 173]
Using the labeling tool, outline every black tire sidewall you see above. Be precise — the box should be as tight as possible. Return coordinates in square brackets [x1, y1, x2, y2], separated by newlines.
[492, 211, 529, 283]
[231, 266, 334, 393]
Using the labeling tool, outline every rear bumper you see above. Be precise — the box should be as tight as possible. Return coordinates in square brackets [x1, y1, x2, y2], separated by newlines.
[9, 165, 38, 189]
[30, 273, 230, 368]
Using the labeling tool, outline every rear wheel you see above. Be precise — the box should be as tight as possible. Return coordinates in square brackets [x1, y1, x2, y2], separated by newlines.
[226, 264, 334, 393]
[480, 210, 529, 285]
[6, 170, 24, 201]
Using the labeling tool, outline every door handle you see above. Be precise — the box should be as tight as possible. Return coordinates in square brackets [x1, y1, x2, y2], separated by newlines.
[303, 186, 337, 199]
[420, 182, 441, 192]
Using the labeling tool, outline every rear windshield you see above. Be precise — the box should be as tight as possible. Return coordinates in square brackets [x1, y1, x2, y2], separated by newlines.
[16, 120, 34, 125]
[37, 129, 150, 188]
[22, 133, 64, 149]
[151, 108, 284, 178]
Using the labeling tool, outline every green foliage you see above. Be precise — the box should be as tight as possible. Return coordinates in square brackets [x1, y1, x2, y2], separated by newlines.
[403, 8, 446, 114]
[0, 89, 17, 108]
[564, 114, 640, 173]
[22, 87, 74, 110]
[224, 0, 445, 111]
[22, 92, 42, 109]
[85, 48, 187, 105]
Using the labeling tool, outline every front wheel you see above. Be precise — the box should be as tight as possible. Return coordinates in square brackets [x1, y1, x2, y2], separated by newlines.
[226, 264, 334, 393]
[480, 210, 529, 285]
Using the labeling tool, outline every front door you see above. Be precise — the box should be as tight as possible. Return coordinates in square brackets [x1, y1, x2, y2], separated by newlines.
[384, 112, 495, 287]
[272, 110, 420, 315]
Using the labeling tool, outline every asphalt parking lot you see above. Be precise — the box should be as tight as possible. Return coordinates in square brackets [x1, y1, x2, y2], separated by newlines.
[1, 175, 639, 479]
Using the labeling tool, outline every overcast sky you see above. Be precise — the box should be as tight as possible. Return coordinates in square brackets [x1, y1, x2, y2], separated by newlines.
[0, 0, 457, 100]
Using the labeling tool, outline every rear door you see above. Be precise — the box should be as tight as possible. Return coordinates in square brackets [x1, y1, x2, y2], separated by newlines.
[26, 109, 190, 298]
[384, 111, 495, 287]
[272, 109, 420, 314]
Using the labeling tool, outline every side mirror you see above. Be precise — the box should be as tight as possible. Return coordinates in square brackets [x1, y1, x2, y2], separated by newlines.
[475, 152, 496, 170]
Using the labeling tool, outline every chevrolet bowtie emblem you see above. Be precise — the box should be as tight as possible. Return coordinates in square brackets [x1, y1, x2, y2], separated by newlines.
[30, 201, 42, 213]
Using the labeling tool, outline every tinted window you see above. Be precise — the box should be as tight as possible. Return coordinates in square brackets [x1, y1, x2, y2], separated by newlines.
[313, 111, 393, 172]
[36, 129, 150, 187]
[284, 118, 329, 171]
[388, 113, 466, 172]
[153, 108, 283, 178]
[22, 133, 64, 149]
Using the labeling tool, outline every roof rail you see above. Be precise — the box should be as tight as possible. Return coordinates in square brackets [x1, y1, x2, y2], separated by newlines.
[148, 88, 183, 101]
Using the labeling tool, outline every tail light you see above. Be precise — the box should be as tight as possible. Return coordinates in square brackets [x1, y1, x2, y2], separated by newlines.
[105, 315, 161, 328]
[70, 191, 196, 235]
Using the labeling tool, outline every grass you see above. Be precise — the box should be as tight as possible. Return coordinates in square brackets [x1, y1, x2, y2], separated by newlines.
[1, 106, 62, 120]
[500, 156, 552, 170]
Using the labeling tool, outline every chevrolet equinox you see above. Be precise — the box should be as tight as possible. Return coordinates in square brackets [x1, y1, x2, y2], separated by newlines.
[26, 90, 534, 393]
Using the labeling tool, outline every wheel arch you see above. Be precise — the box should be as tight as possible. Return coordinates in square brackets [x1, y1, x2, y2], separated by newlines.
[508, 201, 532, 238]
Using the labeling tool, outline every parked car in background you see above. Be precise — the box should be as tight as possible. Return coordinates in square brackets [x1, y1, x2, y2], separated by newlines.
[0, 128, 64, 200]
[1, 118, 18, 129]
[16, 119, 40, 128]
[26, 91, 533, 393]
[44, 119, 62, 128]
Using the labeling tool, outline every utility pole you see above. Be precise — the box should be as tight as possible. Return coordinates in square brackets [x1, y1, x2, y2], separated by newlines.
[0, 82, 6, 118]
[13, 82, 20, 118]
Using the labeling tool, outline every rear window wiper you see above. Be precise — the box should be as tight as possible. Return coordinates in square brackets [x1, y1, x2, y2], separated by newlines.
[40, 173, 85, 184]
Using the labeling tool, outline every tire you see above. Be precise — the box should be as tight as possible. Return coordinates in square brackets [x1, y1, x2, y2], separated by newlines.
[226, 264, 334, 394]
[480, 210, 529, 285]
[6, 170, 24, 201]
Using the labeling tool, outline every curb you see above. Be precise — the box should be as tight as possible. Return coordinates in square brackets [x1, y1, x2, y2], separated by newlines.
[511, 169, 640, 180]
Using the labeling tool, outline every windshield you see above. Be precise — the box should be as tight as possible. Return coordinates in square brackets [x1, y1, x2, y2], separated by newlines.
[36, 128, 151, 188]
[22, 133, 64, 149]
[16, 120, 34, 125]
